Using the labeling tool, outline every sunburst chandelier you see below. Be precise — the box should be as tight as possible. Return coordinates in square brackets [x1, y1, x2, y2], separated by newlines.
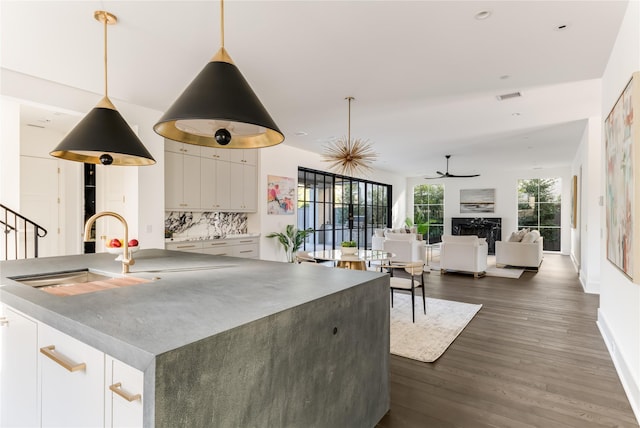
[322, 97, 376, 176]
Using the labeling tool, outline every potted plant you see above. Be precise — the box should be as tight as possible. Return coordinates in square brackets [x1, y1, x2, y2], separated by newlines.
[266, 224, 314, 263]
[340, 240, 358, 255]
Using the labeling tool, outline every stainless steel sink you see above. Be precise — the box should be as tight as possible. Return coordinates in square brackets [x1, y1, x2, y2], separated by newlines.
[9, 269, 118, 289]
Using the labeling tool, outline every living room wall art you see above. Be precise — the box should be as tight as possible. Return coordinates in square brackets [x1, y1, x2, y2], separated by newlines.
[604, 71, 640, 283]
[267, 175, 295, 215]
[460, 188, 495, 213]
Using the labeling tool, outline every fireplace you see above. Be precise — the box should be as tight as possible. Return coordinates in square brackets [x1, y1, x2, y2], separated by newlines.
[451, 217, 502, 255]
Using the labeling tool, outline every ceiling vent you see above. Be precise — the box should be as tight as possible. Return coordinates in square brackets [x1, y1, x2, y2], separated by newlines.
[496, 91, 522, 101]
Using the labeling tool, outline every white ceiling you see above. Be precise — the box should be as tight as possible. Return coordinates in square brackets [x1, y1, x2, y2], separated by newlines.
[1, 1, 629, 178]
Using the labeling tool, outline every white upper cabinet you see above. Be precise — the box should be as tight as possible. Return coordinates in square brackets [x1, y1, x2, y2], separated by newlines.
[165, 141, 257, 212]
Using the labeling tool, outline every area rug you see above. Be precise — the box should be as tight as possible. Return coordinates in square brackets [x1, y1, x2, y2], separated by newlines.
[429, 259, 524, 279]
[390, 293, 482, 362]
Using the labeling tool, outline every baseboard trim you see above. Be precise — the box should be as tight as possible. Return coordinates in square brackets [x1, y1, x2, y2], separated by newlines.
[597, 309, 640, 425]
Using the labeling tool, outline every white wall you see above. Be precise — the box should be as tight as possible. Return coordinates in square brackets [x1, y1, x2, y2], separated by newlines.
[406, 165, 572, 254]
[598, 0, 640, 421]
[572, 116, 603, 294]
[0, 68, 166, 252]
[255, 144, 406, 262]
[0, 98, 20, 208]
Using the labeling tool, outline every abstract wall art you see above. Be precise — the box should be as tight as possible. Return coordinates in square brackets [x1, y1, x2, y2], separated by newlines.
[605, 71, 640, 283]
[460, 188, 495, 213]
[267, 175, 295, 215]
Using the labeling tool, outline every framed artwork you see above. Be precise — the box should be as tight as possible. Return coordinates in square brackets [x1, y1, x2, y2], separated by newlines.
[571, 175, 578, 229]
[605, 71, 640, 283]
[460, 188, 495, 213]
[267, 175, 295, 215]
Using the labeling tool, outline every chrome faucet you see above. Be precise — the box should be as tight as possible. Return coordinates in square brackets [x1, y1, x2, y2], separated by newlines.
[84, 211, 135, 274]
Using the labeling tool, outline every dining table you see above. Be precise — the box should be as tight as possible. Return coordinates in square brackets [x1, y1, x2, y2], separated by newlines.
[307, 249, 395, 270]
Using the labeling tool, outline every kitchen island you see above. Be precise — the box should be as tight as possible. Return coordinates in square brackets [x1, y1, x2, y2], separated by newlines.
[0, 249, 389, 427]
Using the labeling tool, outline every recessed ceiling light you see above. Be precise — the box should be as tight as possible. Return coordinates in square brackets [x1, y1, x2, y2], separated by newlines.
[475, 10, 492, 20]
[512, 112, 521, 117]
[294, 131, 308, 136]
[499, 75, 510, 80]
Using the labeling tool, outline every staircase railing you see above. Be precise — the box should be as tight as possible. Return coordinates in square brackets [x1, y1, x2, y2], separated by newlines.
[1, 204, 48, 260]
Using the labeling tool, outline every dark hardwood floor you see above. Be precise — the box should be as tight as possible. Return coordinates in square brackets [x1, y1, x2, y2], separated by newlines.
[376, 254, 638, 428]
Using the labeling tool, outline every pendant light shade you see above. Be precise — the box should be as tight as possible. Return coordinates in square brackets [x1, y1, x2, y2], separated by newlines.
[50, 11, 155, 166]
[153, 1, 284, 149]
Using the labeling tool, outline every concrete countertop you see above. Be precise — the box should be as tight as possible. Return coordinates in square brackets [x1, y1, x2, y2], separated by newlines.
[0, 249, 382, 371]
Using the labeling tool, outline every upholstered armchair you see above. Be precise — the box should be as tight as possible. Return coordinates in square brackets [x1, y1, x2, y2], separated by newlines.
[495, 229, 543, 270]
[439, 235, 488, 278]
[383, 233, 426, 263]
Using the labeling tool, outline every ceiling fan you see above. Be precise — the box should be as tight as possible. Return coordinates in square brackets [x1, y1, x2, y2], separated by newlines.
[425, 155, 480, 179]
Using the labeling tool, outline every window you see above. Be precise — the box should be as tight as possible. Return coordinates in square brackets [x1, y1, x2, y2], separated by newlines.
[413, 184, 444, 244]
[297, 167, 392, 250]
[517, 178, 561, 251]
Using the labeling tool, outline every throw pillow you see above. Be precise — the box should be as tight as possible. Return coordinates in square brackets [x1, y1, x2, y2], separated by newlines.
[508, 232, 522, 242]
[521, 229, 540, 243]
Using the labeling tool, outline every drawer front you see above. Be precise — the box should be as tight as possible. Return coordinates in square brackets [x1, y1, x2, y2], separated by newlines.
[166, 242, 203, 252]
[233, 244, 259, 258]
[203, 240, 231, 249]
[106, 356, 144, 427]
[39, 324, 105, 428]
[201, 248, 232, 256]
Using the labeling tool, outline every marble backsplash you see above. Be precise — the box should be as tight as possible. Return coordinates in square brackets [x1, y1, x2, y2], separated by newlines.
[165, 212, 248, 239]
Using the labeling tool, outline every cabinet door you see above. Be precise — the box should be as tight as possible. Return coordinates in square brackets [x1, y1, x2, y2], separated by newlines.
[105, 355, 144, 428]
[229, 162, 244, 210]
[182, 154, 201, 209]
[39, 324, 105, 428]
[0, 305, 38, 428]
[215, 160, 231, 210]
[200, 156, 217, 209]
[165, 151, 184, 210]
[229, 149, 257, 165]
[242, 164, 257, 212]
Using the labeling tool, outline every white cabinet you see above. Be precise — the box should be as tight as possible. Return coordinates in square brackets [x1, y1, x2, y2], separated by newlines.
[1, 304, 145, 428]
[229, 149, 257, 166]
[201, 240, 232, 256]
[229, 163, 257, 212]
[105, 356, 144, 428]
[167, 237, 259, 259]
[166, 241, 204, 253]
[39, 323, 105, 428]
[201, 153, 231, 210]
[165, 140, 257, 212]
[0, 304, 38, 428]
[165, 146, 201, 210]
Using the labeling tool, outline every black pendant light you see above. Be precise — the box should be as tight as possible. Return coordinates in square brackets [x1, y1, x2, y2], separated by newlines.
[153, 0, 284, 149]
[50, 11, 155, 166]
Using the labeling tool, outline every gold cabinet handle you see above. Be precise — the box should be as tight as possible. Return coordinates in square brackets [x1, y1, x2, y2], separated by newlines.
[239, 250, 253, 254]
[176, 244, 197, 249]
[40, 345, 86, 372]
[239, 240, 253, 243]
[0, 317, 8, 327]
[109, 382, 141, 402]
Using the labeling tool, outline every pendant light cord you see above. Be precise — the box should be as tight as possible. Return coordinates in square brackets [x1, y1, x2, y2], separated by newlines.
[220, 0, 225, 49]
[103, 12, 108, 98]
[346, 96, 354, 150]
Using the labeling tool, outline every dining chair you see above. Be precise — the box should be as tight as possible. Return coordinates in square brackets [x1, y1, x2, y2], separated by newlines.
[295, 251, 318, 263]
[383, 261, 427, 323]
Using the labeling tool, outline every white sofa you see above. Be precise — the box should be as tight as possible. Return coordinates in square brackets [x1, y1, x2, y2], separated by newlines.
[439, 235, 488, 278]
[372, 230, 426, 262]
[495, 229, 543, 270]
